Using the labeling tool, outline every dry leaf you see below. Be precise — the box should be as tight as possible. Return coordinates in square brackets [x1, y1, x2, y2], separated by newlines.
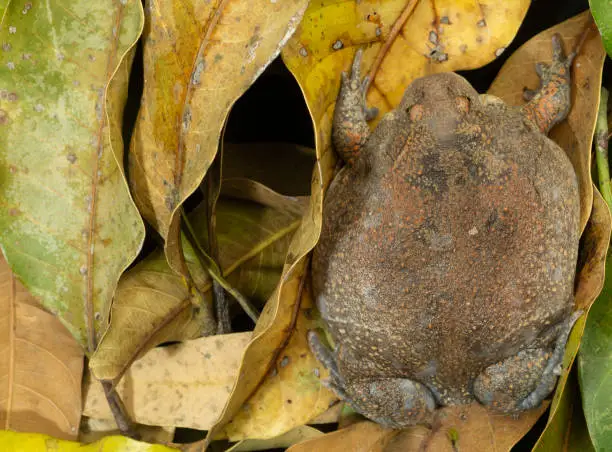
[289, 403, 546, 452]
[84, 332, 252, 429]
[488, 11, 605, 233]
[128, 0, 309, 275]
[287, 421, 411, 452]
[0, 257, 83, 440]
[0, 1, 146, 353]
[90, 189, 303, 381]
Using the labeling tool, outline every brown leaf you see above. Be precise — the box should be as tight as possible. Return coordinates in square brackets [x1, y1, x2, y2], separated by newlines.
[0, 256, 84, 440]
[128, 0, 309, 274]
[289, 403, 546, 452]
[84, 332, 252, 429]
[488, 11, 606, 233]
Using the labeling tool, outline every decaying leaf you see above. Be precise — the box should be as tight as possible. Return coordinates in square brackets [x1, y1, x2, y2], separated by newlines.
[0, 1, 146, 353]
[488, 11, 605, 233]
[84, 332, 252, 429]
[0, 429, 177, 452]
[288, 403, 547, 452]
[90, 188, 303, 381]
[128, 0, 309, 274]
[0, 257, 83, 440]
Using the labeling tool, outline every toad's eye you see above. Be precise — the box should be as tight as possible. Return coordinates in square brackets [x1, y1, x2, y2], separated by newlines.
[455, 96, 471, 114]
[407, 104, 424, 121]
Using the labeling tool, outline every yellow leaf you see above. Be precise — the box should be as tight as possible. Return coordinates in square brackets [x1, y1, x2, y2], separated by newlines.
[0, 429, 176, 451]
[220, 281, 336, 440]
[128, 0, 309, 274]
[84, 333, 252, 430]
[0, 257, 83, 440]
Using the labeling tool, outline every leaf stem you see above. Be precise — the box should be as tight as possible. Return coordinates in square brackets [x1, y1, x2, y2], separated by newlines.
[181, 209, 260, 323]
[101, 380, 139, 440]
[595, 87, 611, 208]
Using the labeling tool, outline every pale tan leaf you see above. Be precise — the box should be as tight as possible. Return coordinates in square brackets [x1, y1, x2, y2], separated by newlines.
[84, 333, 252, 429]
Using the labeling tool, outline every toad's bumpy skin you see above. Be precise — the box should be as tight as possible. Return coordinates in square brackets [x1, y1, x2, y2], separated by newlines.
[310, 36, 581, 428]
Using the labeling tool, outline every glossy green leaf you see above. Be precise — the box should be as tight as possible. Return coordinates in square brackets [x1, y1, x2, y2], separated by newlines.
[0, 430, 176, 451]
[579, 250, 612, 450]
[0, 1, 145, 353]
[590, 0, 612, 57]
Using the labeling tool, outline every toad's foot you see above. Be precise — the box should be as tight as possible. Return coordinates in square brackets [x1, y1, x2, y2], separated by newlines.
[332, 49, 378, 165]
[308, 330, 436, 428]
[473, 311, 581, 413]
[521, 33, 574, 134]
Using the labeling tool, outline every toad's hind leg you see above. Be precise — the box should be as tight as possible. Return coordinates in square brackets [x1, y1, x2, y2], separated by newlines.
[473, 312, 581, 413]
[521, 33, 574, 134]
[308, 331, 436, 428]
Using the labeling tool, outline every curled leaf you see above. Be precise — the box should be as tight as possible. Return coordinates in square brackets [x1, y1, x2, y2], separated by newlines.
[91, 189, 304, 381]
[128, 0, 309, 274]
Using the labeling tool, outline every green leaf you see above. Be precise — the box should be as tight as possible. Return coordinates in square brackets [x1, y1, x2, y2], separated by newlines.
[0, 1, 145, 353]
[590, 0, 612, 57]
[0, 430, 176, 451]
[579, 250, 612, 450]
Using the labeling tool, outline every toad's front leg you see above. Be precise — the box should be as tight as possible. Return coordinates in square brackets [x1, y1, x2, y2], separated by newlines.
[521, 33, 574, 134]
[332, 49, 378, 165]
[308, 331, 436, 428]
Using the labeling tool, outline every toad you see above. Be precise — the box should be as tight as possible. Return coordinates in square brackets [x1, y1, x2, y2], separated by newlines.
[309, 35, 581, 428]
